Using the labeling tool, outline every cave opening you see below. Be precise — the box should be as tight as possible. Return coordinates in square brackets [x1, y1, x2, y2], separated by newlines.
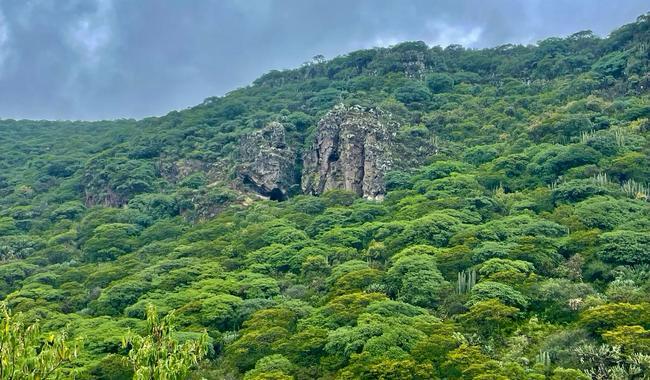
[268, 188, 286, 201]
[242, 175, 287, 201]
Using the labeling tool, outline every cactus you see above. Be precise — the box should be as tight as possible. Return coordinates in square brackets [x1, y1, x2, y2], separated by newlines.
[621, 179, 649, 201]
[430, 135, 441, 155]
[366, 283, 388, 294]
[457, 269, 477, 294]
[614, 128, 626, 147]
[580, 129, 595, 143]
[588, 173, 649, 202]
[592, 172, 609, 186]
[536, 350, 551, 367]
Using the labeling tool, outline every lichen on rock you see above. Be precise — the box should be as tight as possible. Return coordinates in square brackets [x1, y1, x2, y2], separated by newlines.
[301, 104, 397, 200]
[237, 121, 296, 200]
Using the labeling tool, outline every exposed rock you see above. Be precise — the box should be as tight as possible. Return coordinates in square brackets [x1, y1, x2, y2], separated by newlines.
[301, 104, 397, 200]
[159, 157, 207, 183]
[237, 122, 296, 200]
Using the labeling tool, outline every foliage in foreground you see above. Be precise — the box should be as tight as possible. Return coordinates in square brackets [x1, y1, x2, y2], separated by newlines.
[123, 304, 208, 380]
[0, 302, 80, 379]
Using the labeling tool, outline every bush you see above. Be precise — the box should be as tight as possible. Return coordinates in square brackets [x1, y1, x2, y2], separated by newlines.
[426, 73, 454, 93]
[468, 281, 528, 308]
[83, 223, 140, 262]
[574, 196, 647, 230]
[394, 82, 431, 105]
[598, 230, 650, 265]
[386, 254, 448, 307]
[91, 280, 151, 316]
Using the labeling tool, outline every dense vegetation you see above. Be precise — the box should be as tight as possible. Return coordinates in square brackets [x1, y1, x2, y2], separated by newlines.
[0, 13, 649, 379]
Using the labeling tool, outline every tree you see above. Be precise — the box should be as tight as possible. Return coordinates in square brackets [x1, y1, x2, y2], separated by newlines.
[551, 368, 590, 380]
[468, 281, 529, 309]
[200, 294, 244, 330]
[385, 254, 448, 308]
[597, 230, 650, 265]
[91, 279, 151, 316]
[411, 327, 459, 373]
[87, 354, 134, 380]
[394, 82, 431, 105]
[575, 197, 647, 231]
[123, 304, 208, 380]
[363, 359, 434, 379]
[426, 73, 454, 93]
[459, 299, 520, 337]
[0, 303, 80, 379]
[551, 179, 612, 204]
[244, 354, 294, 380]
[579, 303, 650, 334]
[602, 325, 650, 353]
[440, 344, 490, 379]
[83, 223, 140, 262]
[478, 258, 534, 278]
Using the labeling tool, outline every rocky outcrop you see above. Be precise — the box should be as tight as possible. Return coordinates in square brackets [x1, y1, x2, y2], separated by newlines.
[159, 157, 207, 183]
[237, 122, 296, 200]
[301, 104, 397, 200]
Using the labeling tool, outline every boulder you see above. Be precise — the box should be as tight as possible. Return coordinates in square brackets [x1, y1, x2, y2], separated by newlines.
[301, 104, 397, 200]
[238, 122, 296, 200]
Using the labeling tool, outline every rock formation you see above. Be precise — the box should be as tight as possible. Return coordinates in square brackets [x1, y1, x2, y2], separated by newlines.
[301, 104, 397, 200]
[159, 157, 207, 183]
[237, 122, 296, 200]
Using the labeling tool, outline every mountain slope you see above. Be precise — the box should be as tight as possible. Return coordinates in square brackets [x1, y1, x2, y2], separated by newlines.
[0, 13, 649, 379]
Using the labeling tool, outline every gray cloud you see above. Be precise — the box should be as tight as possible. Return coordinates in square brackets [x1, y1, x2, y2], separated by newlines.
[0, 0, 647, 120]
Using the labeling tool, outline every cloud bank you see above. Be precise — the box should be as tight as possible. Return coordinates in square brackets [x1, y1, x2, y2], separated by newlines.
[0, 0, 647, 120]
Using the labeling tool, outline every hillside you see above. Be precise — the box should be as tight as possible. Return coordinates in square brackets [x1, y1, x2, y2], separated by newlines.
[0, 13, 649, 379]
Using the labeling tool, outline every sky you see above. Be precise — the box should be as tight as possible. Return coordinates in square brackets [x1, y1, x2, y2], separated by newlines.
[0, 0, 647, 121]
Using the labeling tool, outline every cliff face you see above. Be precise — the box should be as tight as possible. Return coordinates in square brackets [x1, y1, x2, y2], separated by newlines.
[237, 122, 296, 200]
[301, 104, 397, 200]
[236, 105, 398, 201]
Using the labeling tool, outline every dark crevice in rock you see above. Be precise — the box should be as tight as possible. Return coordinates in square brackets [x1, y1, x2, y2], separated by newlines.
[241, 175, 287, 201]
[268, 188, 286, 201]
[237, 122, 295, 201]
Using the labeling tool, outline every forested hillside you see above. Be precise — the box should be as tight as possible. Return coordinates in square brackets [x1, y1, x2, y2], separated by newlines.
[0, 13, 649, 380]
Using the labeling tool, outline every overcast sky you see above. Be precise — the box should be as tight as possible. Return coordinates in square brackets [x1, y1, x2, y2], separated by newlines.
[0, 0, 647, 121]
